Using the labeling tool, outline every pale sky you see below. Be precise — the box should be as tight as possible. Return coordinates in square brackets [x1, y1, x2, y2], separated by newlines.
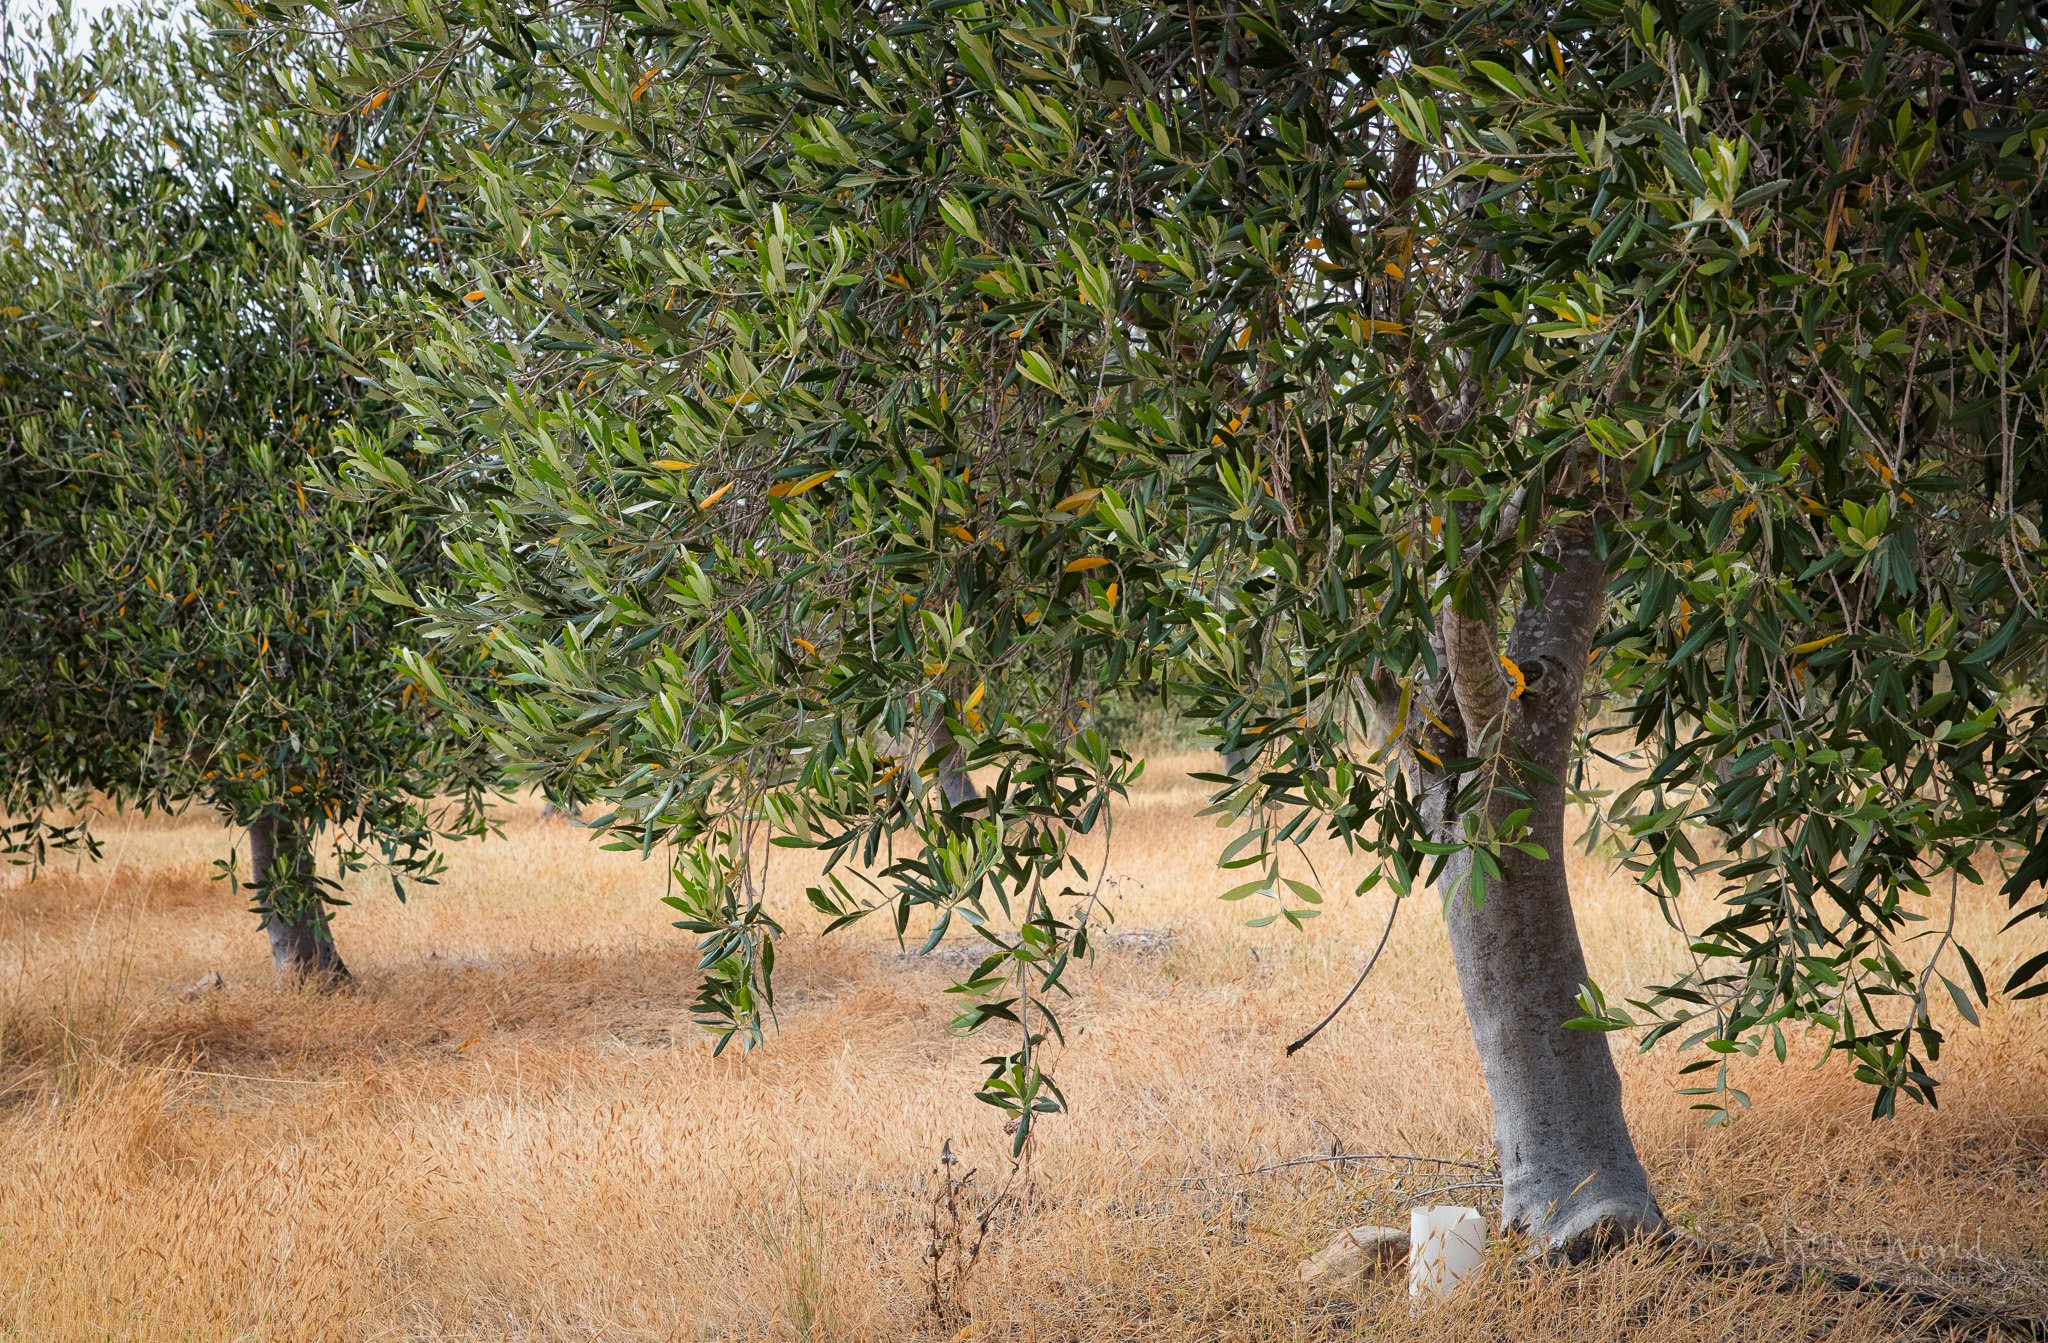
[4, 0, 160, 52]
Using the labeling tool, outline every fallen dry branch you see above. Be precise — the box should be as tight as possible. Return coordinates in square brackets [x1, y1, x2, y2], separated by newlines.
[1180, 1150, 1495, 1186]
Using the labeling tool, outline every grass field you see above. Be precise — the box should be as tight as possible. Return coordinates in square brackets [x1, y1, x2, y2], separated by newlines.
[3, 755, 2044, 1340]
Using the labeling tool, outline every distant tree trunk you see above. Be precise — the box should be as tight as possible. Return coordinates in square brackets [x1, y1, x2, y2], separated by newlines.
[247, 814, 349, 988]
[1427, 525, 1661, 1257]
[931, 722, 980, 807]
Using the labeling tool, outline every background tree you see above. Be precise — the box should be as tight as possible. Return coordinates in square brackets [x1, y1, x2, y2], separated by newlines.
[0, 2, 495, 983]
[252, 0, 2046, 1252]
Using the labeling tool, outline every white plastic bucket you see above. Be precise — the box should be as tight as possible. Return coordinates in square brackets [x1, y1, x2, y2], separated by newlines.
[1408, 1204, 1486, 1302]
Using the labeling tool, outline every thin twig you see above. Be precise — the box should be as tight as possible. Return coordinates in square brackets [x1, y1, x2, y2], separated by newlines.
[1408, 1178, 1505, 1201]
[1181, 1150, 1492, 1184]
[1285, 894, 1401, 1055]
[132, 1064, 323, 1086]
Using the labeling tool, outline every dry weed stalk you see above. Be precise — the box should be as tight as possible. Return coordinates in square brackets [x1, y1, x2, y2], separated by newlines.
[920, 1139, 1023, 1331]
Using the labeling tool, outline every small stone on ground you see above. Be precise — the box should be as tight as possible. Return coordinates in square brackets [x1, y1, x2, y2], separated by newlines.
[1297, 1224, 1409, 1289]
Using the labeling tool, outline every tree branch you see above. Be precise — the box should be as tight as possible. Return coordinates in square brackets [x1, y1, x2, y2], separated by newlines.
[1441, 591, 1512, 759]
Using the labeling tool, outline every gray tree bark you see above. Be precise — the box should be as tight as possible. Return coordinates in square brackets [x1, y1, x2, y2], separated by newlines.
[930, 721, 980, 807]
[1426, 526, 1661, 1258]
[247, 815, 349, 988]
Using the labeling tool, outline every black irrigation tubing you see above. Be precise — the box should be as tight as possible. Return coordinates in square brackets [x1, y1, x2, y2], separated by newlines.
[1673, 1234, 2048, 1341]
[1187, 1156, 2044, 1336]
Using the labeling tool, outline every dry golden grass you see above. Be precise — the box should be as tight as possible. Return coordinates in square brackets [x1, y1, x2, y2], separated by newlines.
[2, 757, 2045, 1341]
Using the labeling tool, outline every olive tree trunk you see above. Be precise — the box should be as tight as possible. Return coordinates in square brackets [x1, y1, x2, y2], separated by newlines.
[1425, 524, 1661, 1257]
[247, 814, 349, 988]
[931, 721, 980, 807]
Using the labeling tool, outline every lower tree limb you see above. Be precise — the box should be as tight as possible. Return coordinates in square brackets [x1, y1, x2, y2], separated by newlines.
[247, 815, 350, 988]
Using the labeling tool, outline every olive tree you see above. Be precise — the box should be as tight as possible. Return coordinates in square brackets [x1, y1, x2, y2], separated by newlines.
[0, 4, 493, 983]
[258, 0, 2046, 1250]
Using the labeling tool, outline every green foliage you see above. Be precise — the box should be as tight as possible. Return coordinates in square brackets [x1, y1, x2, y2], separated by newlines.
[0, 5, 493, 920]
[241, 0, 2048, 1126]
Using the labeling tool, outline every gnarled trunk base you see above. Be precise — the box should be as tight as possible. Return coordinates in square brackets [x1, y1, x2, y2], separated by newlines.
[262, 909, 350, 987]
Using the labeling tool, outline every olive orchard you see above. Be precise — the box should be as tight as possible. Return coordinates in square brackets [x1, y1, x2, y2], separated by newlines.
[232, 0, 2046, 1252]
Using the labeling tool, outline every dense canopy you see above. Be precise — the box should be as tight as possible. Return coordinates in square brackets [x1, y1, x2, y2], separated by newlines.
[6, 0, 2031, 1248]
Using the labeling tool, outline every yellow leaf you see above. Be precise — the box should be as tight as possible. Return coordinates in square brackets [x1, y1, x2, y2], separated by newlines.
[1371, 682, 1415, 759]
[651, 459, 692, 472]
[697, 480, 735, 509]
[1303, 238, 1323, 251]
[262, 210, 284, 227]
[964, 681, 986, 711]
[769, 468, 836, 498]
[945, 525, 975, 543]
[1358, 318, 1407, 338]
[793, 637, 816, 655]
[1415, 746, 1444, 768]
[1790, 633, 1843, 655]
[1419, 701, 1453, 738]
[1500, 654, 1526, 699]
[464, 289, 486, 302]
[367, 88, 390, 111]
[1023, 609, 1042, 623]
[1055, 487, 1102, 514]
[1063, 556, 1110, 574]
[1103, 582, 1119, 607]
[1384, 262, 1405, 278]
